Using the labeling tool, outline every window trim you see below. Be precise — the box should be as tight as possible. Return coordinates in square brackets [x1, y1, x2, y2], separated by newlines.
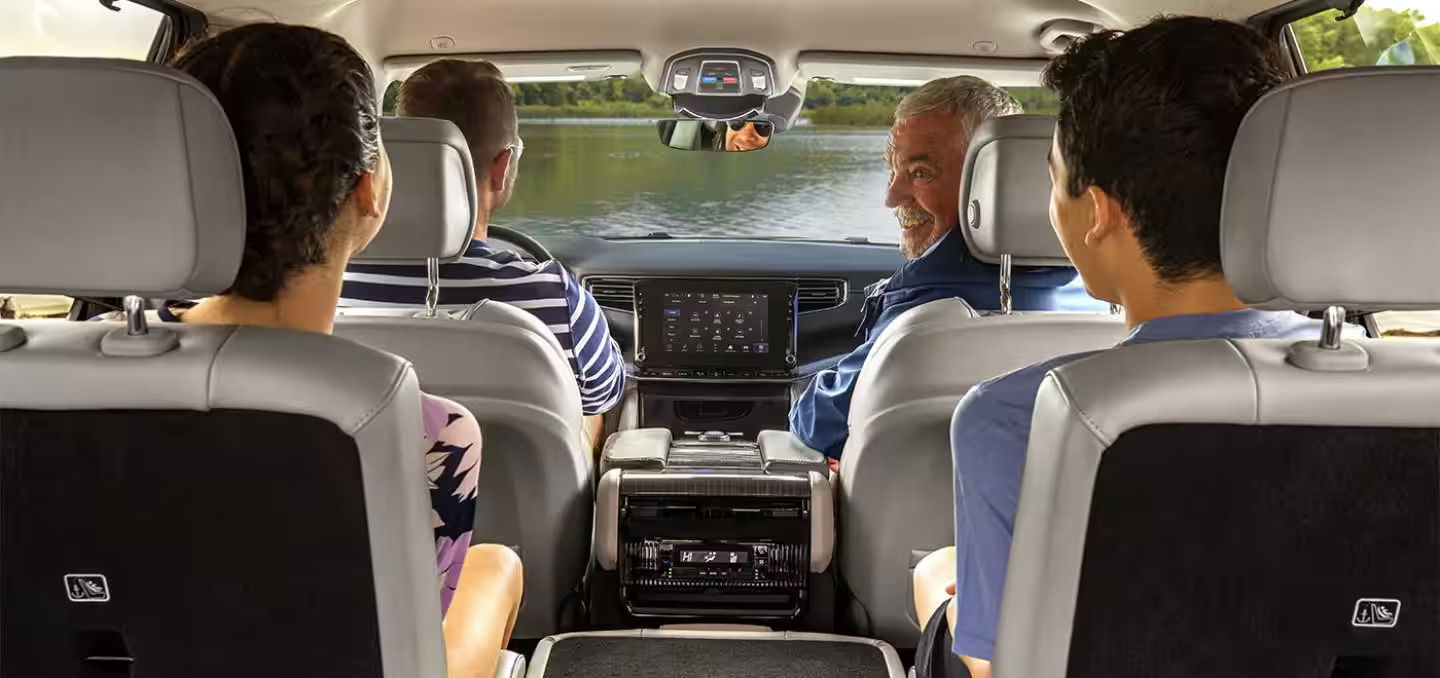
[117, 0, 209, 63]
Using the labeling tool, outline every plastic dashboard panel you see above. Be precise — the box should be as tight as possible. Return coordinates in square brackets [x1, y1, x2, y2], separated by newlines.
[535, 235, 905, 368]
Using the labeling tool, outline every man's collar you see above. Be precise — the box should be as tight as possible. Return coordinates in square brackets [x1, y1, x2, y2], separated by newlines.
[890, 227, 965, 286]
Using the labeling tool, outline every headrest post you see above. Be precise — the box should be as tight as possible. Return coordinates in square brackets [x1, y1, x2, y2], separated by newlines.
[1109, 303, 1123, 316]
[123, 295, 149, 337]
[999, 253, 1013, 315]
[1318, 305, 1346, 350]
[423, 257, 441, 319]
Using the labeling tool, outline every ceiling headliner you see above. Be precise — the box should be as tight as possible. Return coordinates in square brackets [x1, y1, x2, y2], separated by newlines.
[185, 0, 1283, 86]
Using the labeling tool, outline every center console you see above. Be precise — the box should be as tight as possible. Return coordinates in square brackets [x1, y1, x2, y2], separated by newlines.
[592, 429, 833, 626]
[631, 279, 799, 440]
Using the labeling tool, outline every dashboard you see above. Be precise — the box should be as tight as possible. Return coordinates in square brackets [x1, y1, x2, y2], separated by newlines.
[531, 234, 906, 375]
[510, 233, 904, 440]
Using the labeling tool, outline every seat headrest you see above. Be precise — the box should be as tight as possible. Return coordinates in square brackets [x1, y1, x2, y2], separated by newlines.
[0, 57, 245, 298]
[352, 117, 477, 264]
[959, 114, 1069, 267]
[1223, 67, 1440, 311]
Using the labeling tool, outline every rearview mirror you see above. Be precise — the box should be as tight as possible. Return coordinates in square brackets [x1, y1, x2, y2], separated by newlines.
[657, 119, 773, 152]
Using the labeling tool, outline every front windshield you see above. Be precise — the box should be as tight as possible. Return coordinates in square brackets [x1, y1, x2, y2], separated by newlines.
[382, 80, 1055, 242]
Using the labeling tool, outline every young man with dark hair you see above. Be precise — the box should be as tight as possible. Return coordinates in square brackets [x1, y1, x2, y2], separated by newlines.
[341, 59, 626, 419]
[912, 17, 1327, 678]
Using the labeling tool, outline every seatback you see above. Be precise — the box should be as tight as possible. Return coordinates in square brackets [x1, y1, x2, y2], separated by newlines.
[838, 115, 1125, 647]
[0, 58, 445, 677]
[997, 68, 1440, 677]
[333, 117, 590, 639]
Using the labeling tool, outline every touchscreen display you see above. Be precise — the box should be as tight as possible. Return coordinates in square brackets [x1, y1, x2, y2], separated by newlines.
[661, 291, 769, 356]
[635, 279, 794, 371]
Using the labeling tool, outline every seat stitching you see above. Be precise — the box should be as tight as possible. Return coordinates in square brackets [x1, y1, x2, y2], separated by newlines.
[1220, 338, 1262, 424]
[1048, 371, 1111, 447]
[348, 358, 412, 435]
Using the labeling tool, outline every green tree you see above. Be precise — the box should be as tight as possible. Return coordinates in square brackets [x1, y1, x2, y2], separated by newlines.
[1293, 7, 1437, 70]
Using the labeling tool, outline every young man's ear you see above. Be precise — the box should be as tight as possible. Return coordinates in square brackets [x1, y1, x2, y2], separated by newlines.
[352, 171, 384, 218]
[486, 148, 514, 194]
[1083, 186, 1125, 248]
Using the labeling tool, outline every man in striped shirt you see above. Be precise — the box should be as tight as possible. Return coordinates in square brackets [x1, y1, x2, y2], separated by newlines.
[341, 59, 626, 417]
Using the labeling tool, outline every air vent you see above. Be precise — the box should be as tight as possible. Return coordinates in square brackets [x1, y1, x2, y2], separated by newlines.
[797, 279, 847, 313]
[584, 277, 848, 314]
[585, 276, 637, 311]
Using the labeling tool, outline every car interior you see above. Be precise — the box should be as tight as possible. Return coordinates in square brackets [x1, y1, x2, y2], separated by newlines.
[3, 0, 1439, 676]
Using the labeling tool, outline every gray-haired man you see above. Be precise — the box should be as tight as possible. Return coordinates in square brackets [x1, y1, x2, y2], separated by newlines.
[788, 76, 1098, 459]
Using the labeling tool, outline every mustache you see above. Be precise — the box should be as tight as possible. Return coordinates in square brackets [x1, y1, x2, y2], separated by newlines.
[895, 207, 934, 227]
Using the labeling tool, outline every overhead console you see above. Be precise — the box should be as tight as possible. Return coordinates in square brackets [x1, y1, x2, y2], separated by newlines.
[659, 49, 782, 123]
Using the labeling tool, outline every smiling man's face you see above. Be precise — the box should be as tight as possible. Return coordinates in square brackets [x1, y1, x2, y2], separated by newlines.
[884, 111, 970, 259]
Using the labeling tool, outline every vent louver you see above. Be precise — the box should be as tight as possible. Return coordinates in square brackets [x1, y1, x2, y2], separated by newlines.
[582, 277, 848, 314]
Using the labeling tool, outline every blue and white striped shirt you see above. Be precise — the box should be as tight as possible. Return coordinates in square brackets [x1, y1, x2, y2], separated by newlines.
[340, 240, 626, 415]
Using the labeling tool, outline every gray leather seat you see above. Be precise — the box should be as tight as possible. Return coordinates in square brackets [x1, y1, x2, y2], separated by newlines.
[996, 68, 1440, 677]
[0, 58, 447, 677]
[837, 115, 1125, 647]
[334, 117, 591, 639]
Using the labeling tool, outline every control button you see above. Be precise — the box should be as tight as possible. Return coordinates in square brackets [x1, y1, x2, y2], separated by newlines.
[672, 74, 689, 91]
[657, 369, 676, 377]
[676, 369, 691, 377]
[750, 68, 767, 91]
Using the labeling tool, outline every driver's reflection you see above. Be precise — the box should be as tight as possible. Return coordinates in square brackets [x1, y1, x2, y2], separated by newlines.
[725, 121, 771, 151]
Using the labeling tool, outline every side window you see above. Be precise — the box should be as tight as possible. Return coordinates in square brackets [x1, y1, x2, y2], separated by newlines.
[1293, 5, 1440, 70]
[1373, 312, 1440, 338]
[1, 295, 72, 319]
[1, 0, 165, 59]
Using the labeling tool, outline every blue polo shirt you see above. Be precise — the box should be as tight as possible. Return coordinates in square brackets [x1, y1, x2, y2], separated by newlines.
[788, 229, 1104, 459]
[949, 309, 1335, 661]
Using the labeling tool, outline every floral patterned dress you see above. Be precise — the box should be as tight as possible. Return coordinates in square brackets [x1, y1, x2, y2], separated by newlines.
[420, 394, 483, 615]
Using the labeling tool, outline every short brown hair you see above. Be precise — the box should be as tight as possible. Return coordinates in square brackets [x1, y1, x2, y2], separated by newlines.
[398, 59, 516, 179]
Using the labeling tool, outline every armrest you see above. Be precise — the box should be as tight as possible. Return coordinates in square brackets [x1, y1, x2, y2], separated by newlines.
[492, 650, 526, 678]
[600, 428, 671, 475]
[757, 430, 829, 476]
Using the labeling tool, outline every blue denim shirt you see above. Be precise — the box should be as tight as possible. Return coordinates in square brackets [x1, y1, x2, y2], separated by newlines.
[788, 229, 1101, 458]
[949, 309, 1334, 661]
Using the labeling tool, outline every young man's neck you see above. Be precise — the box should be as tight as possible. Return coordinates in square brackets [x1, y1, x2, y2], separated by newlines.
[182, 260, 347, 335]
[1116, 274, 1248, 329]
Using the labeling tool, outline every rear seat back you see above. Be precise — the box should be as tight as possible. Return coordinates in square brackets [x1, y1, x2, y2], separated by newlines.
[333, 117, 590, 639]
[0, 58, 446, 677]
[838, 115, 1126, 647]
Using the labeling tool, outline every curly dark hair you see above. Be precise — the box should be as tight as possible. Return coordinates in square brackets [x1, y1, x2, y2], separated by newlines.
[1043, 16, 1286, 283]
[172, 23, 380, 301]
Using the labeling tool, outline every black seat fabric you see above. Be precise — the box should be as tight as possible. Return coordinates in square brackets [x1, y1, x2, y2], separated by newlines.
[2, 408, 385, 676]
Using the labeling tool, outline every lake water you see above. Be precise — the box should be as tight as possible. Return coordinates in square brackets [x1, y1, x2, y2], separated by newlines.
[502, 120, 900, 243]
